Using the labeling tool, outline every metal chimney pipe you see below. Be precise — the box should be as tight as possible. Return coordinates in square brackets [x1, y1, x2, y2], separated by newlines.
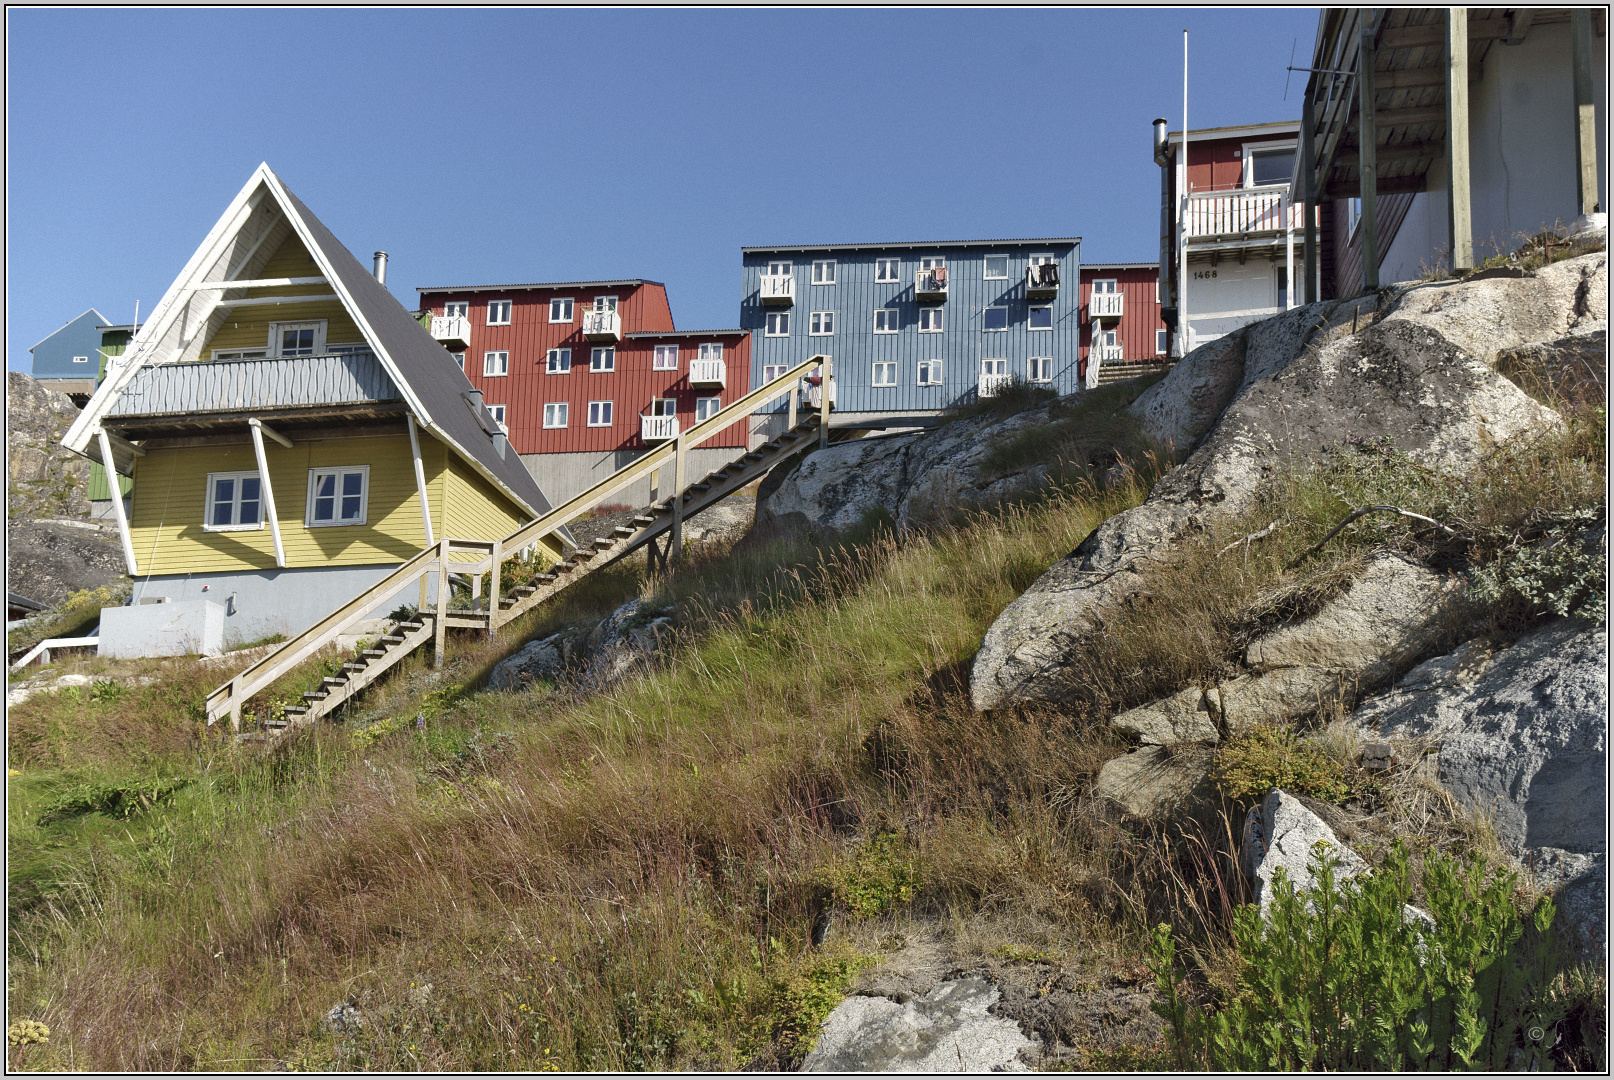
[372, 251, 388, 284]
[1153, 118, 1175, 341]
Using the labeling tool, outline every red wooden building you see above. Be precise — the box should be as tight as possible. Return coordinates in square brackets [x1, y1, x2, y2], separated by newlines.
[416, 279, 751, 503]
[1078, 263, 1169, 384]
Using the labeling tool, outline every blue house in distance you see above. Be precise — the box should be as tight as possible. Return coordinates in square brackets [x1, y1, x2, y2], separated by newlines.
[29, 308, 109, 404]
[740, 238, 1081, 435]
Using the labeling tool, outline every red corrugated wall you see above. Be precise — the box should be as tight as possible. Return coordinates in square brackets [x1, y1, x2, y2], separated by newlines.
[1079, 267, 1168, 365]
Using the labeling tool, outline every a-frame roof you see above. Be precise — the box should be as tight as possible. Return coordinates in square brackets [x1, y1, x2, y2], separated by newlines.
[63, 164, 552, 520]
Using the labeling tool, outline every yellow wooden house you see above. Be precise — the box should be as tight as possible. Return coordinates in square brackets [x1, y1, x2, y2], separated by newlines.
[63, 164, 565, 655]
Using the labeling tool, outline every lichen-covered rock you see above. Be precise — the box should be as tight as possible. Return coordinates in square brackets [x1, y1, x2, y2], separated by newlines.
[580, 599, 674, 688]
[800, 974, 1036, 1073]
[1242, 789, 1367, 913]
[487, 630, 580, 692]
[1092, 744, 1216, 819]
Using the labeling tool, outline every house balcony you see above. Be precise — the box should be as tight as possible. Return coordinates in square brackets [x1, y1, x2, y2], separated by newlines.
[759, 274, 795, 306]
[978, 372, 1011, 399]
[429, 314, 471, 350]
[641, 414, 679, 442]
[1088, 291, 1125, 320]
[689, 359, 726, 389]
[1026, 264, 1060, 298]
[1091, 343, 1125, 363]
[582, 310, 622, 342]
[1183, 188, 1302, 247]
[104, 350, 398, 421]
[915, 268, 949, 302]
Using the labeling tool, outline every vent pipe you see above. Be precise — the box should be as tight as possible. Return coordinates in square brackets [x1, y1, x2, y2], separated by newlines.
[1153, 119, 1176, 337]
[372, 251, 388, 285]
[464, 388, 483, 410]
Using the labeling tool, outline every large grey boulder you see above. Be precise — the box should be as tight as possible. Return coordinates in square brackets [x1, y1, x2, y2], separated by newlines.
[800, 975, 1036, 1073]
[756, 431, 923, 537]
[1092, 744, 1216, 819]
[581, 599, 674, 687]
[487, 629, 581, 692]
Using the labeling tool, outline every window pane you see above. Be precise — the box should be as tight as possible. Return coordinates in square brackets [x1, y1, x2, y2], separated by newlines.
[212, 478, 234, 526]
[984, 307, 1008, 331]
[1029, 307, 1052, 330]
[985, 256, 1008, 278]
[1252, 149, 1295, 186]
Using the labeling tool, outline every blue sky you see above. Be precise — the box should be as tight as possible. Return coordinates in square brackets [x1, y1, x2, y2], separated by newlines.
[7, 6, 1319, 370]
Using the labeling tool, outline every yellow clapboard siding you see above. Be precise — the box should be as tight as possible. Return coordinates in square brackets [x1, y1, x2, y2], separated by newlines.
[129, 434, 446, 575]
[201, 233, 364, 355]
[442, 455, 562, 562]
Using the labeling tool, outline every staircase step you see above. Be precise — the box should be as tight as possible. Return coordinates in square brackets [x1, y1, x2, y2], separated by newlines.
[362, 649, 386, 659]
[591, 537, 615, 549]
[381, 635, 407, 645]
[690, 482, 711, 492]
[632, 514, 656, 525]
[284, 705, 310, 716]
[303, 691, 329, 702]
[535, 572, 557, 583]
[342, 662, 367, 673]
[266, 718, 290, 729]
[514, 585, 537, 595]
[611, 525, 635, 537]
[399, 621, 424, 632]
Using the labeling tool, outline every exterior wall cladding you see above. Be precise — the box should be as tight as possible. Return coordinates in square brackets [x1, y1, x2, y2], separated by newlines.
[417, 281, 752, 460]
[740, 240, 1081, 414]
[1078, 265, 1169, 364]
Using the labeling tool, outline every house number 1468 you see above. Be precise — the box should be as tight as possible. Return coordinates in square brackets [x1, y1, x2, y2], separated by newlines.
[1193, 270, 1218, 279]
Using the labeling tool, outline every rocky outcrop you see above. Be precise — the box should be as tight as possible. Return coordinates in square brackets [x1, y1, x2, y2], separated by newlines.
[801, 975, 1036, 1073]
[1092, 744, 1216, 819]
[486, 599, 674, 694]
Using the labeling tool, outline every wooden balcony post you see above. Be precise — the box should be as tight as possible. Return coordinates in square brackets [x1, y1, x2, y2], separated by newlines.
[247, 419, 286, 569]
[1358, 18, 1381, 291]
[787, 379, 797, 431]
[433, 539, 448, 668]
[670, 432, 686, 566]
[1571, 9, 1600, 217]
[487, 540, 502, 635]
[1302, 91, 1319, 304]
[1446, 8, 1474, 272]
[229, 674, 243, 733]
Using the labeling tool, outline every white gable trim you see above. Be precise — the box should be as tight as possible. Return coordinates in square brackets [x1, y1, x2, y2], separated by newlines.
[28, 308, 110, 354]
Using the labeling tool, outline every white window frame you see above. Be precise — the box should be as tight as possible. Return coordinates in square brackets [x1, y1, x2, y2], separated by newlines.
[1156, 329, 1169, 355]
[766, 260, 792, 277]
[874, 308, 900, 334]
[694, 396, 721, 422]
[983, 255, 1009, 280]
[917, 359, 943, 386]
[449, 351, 465, 371]
[549, 298, 574, 323]
[592, 295, 619, 313]
[648, 397, 677, 418]
[443, 301, 469, 318]
[72, 354, 90, 364]
[546, 347, 572, 374]
[487, 300, 512, 326]
[872, 361, 897, 387]
[811, 259, 836, 285]
[1090, 277, 1118, 293]
[1242, 140, 1298, 190]
[1028, 305, 1053, 331]
[762, 363, 788, 382]
[765, 311, 790, 337]
[587, 400, 613, 427]
[1098, 328, 1119, 347]
[543, 402, 569, 429]
[918, 307, 944, 333]
[1028, 356, 1053, 383]
[653, 344, 680, 370]
[981, 357, 1008, 377]
[268, 320, 327, 357]
[483, 350, 510, 377]
[487, 404, 508, 431]
[982, 306, 1009, 332]
[809, 310, 835, 336]
[211, 347, 270, 361]
[203, 470, 264, 532]
[304, 466, 369, 528]
[875, 258, 900, 283]
[590, 346, 616, 372]
[697, 342, 723, 361]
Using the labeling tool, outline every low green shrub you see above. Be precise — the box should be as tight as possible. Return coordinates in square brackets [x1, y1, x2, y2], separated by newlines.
[1468, 508, 1606, 625]
[813, 830, 922, 920]
[946, 377, 1058, 421]
[35, 775, 190, 825]
[1209, 726, 1350, 804]
[751, 946, 877, 1062]
[1149, 842, 1566, 1070]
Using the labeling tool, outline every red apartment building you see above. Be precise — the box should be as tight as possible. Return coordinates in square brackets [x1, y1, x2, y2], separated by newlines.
[1079, 263, 1169, 386]
[416, 279, 752, 504]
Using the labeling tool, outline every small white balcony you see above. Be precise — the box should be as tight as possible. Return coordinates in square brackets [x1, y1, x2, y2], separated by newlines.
[641, 414, 679, 442]
[978, 372, 1011, 398]
[915, 268, 949, 301]
[1026, 264, 1060, 298]
[803, 376, 836, 410]
[430, 314, 471, 350]
[582, 310, 621, 342]
[759, 274, 795, 306]
[689, 359, 726, 389]
[1091, 343, 1125, 363]
[1088, 292, 1125, 320]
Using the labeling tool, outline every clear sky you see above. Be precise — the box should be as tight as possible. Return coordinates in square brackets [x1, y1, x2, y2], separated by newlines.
[7, 6, 1320, 371]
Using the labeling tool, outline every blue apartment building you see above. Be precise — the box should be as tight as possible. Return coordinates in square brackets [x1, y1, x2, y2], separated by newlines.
[740, 239, 1082, 432]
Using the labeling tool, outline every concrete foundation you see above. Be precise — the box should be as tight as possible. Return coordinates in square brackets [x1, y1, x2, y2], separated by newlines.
[99, 598, 227, 658]
[519, 445, 754, 507]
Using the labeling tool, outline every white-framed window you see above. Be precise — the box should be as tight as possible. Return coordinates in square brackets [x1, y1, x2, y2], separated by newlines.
[1277, 266, 1289, 308]
[810, 311, 835, 336]
[488, 404, 508, 431]
[763, 363, 788, 382]
[653, 344, 679, 370]
[449, 351, 465, 371]
[1028, 356, 1053, 382]
[204, 471, 262, 531]
[984, 256, 1009, 279]
[305, 466, 368, 528]
[543, 402, 569, 428]
[1098, 328, 1118, 347]
[1030, 254, 1057, 271]
[981, 357, 1008, 377]
[918, 307, 943, 333]
[546, 347, 571, 373]
[983, 306, 1009, 332]
[875, 258, 900, 283]
[592, 295, 618, 313]
[874, 308, 900, 334]
[766, 260, 792, 277]
[765, 311, 790, 336]
[590, 346, 615, 372]
[1091, 278, 1118, 293]
[212, 347, 270, 361]
[811, 259, 836, 285]
[484, 350, 509, 376]
[920, 255, 946, 272]
[648, 397, 677, 417]
[270, 320, 326, 357]
[697, 342, 723, 361]
[549, 298, 574, 323]
[587, 400, 613, 427]
[695, 396, 721, 422]
[487, 300, 512, 325]
[72, 354, 89, 364]
[1156, 329, 1169, 355]
[917, 359, 943, 385]
[872, 361, 897, 387]
[443, 301, 469, 318]
[1028, 306, 1053, 331]
[1243, 141, 1298, 189]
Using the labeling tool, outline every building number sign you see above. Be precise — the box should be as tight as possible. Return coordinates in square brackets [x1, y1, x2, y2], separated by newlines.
[1193, 269, 1219, 280]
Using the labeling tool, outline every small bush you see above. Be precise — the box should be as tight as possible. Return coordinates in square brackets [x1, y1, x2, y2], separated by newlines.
[35, 775, 190, 825]
[1210, 726, 1350, 804]
[946, 376, 1058, 421]
[813, 831, 922, 920]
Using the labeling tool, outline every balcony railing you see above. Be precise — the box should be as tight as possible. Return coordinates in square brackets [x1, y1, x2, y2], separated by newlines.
[1183, 189, 1302, 242]
[915, 267, 949, 301]
[641, 414, 679, 442]
[978, 372, 1011, 398]
[1088, 291, 1125, 320]
[105, 350, 397, 418]
[430, 314, 471, 349]
[1026, 263, 1060, 297]
[1091, 343, 1125, 363]
[803, 376, 836, 410]
[582, 310, 622, 342]
[689, 359, 726, 388]
[759, 274, 795, 306]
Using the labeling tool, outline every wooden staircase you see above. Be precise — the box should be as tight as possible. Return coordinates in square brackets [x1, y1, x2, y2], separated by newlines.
[1094, 359, 1174, 386]
[206, 356, 835, 741]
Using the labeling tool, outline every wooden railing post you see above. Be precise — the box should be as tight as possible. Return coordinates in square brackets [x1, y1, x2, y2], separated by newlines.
[819, 356, 831, 451]
[229, 674, 243, 733]
[433, 539, 448, 668]
[787, 381, 797, 432]
[670, 431, 686, 566]
[487, 539, 503, 635]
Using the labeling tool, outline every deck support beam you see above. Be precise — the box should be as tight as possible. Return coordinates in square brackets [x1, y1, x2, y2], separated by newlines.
[407, 414, 435, 548]
[98, 427, 139, 576]
[1358, 18, 1381, 292]
[433, 539, 449, 667]
[1572, 9, 1602, 217]
[818, 356, 831, 451]
[670, 432, 687, 566]
[247, 419, 287, 568]
[1447, 8, 1475, 272]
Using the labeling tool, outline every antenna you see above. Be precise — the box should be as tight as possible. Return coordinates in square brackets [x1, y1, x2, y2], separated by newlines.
[1284, 38, 1297, 99]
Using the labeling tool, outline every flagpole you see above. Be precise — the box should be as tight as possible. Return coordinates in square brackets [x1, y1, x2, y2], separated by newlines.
[1178, 28, 1191, 359]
